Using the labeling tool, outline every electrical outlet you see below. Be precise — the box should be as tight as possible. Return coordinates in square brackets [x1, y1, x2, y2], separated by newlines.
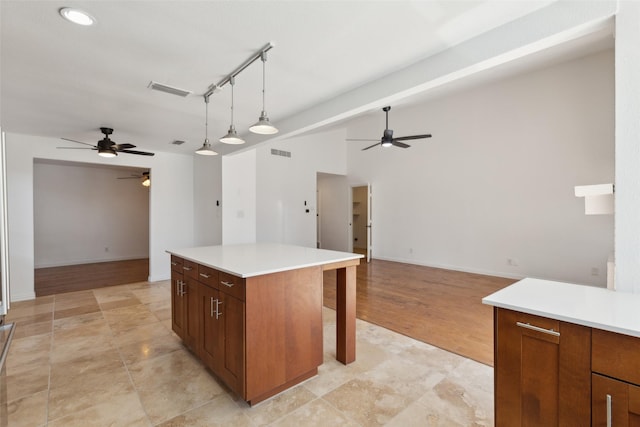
[409, 248, 413, 254]
[507, 258, 519, 267]
[591, 267, 599, 276]
[105, 247, 109, 252]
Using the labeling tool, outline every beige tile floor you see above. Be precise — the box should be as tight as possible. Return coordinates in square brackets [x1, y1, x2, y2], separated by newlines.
[3, 281, 494, 426]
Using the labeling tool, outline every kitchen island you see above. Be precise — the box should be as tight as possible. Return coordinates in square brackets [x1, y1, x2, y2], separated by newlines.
[167, 243, 362, 405]
[483, 278, 640, 426]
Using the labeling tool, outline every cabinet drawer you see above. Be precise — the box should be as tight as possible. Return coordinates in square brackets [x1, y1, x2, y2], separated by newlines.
[592, 328, 640, 386]
[219, 271, 245, 301]
[181, 259, 199, 279]
[198, 264, 219, 288]
[170, 256, 183, 272]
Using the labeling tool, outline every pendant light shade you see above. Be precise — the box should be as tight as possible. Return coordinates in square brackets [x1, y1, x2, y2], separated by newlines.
[220, 77, 245, 144]
[249, 52, 278, 135]
[196, 96, 218, 156]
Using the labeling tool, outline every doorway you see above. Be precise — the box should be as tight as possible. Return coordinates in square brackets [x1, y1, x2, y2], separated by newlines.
[33, 159, 150, 295]
[352, 185, 371, 262]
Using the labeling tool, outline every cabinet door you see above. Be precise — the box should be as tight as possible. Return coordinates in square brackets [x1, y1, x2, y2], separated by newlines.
[199, 284, 221, 371]
[182, 277, 200, 353]
[171, 270, 185, 338]
[592, 373, 640, 427]
[494, 308, 590, 427]
[217, 291, 245, 396]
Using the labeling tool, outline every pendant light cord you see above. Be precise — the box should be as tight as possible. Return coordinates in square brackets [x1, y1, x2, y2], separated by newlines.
[205, 98, 209, 141]
[230, 76, 235, 126]
[261, 53, 267, 112]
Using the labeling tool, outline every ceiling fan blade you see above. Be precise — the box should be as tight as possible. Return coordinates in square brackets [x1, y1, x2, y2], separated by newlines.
[392, 141, 411, 149]
[112, 143, 136, 150]
[362, 142, 381, 151]
[118, 149, 155, 156]
[393, 134, 432, 142]
[346, 138, 379, 142]
[60, 137, 96, 147]
[56, 146, 96, 150]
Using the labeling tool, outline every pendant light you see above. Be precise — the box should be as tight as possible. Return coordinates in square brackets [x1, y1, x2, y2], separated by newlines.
[195, 95, 218, 155]
[219, 76, 245, 144]
[249, 52, 278, 135]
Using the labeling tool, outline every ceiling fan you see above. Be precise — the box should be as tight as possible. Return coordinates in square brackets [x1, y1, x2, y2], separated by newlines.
[118, 171, 151, 187]
[58, 127, 155, 157]
[347, 106, 432, 151]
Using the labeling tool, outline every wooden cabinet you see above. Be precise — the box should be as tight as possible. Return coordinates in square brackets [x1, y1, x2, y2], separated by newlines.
[494, 308, 591, 426]
[171, 256, 321, 405]
[592, 329, 640, 426]
[198, 266, 245, 396]
[170, 256, 199, 353]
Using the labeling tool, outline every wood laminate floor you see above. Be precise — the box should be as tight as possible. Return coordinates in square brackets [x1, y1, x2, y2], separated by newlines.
[35, 259, 149, 297]
[323, 259, 516, 366]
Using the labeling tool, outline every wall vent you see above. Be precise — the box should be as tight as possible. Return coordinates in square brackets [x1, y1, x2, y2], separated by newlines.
[171, 140, 186, 145]
[271, 149, 291, 158]
[148, 81, 192, 97]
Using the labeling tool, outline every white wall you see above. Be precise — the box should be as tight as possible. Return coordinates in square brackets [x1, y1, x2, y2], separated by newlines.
[222, 149, 256, 245]
[317, 172, 350, 252]
[6, 133, 194, 301]
[346, 50, 614, 286]
[193, 154, 222, 246]
[614, 1, 640, 293]
[254, 128, 348, 248]
[33, 161, 149, 267]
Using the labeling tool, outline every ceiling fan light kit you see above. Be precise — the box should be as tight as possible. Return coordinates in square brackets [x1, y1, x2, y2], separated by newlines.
[59, 7, 95, 26]
[58, 127, 155, 157]
[351, 106, 432, 151]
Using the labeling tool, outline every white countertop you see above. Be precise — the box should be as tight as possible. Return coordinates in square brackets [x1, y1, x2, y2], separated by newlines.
[483, 278, 640, 338]
[167, 243, 363, 278]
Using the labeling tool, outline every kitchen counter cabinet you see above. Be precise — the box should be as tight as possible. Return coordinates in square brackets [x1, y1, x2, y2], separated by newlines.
[167, 243, 361, 405]
[494, 308, 591, 426]
[484, 278, 640, 426]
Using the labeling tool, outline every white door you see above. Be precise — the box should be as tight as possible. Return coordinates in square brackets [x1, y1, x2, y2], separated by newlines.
[0, 130, 10, 316]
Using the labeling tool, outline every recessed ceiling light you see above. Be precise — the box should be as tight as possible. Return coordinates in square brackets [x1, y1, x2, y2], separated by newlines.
[59, 7, 96, 26]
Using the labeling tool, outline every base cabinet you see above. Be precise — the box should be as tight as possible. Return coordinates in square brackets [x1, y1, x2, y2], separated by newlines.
[592, 328, 640, 426]
[170, 256, 198, 351]
[494, 308, 591, 426]
[199, 279, 245, 397]
[171, 257, 322, 405]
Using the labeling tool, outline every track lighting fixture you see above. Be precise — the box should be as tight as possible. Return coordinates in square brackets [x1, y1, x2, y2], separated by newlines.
[219, 77, 244, 145]
[195, 95, 218, 156]
[249, 52, 278, 135]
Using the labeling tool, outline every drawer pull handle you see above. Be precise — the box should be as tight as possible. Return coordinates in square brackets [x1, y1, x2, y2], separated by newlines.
[216, 300, 222, 320]
[183, 266, 193, 271]
[606, 394, 612, 427]
[516, 322, 560, 337]
[200, 273, 211, 279]
[171, 261, 178, 266]
[221, 280, 234, 288]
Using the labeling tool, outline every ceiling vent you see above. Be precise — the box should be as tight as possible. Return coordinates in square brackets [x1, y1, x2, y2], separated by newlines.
[271, 148, 291, 158]
[148, 81, 192, 97]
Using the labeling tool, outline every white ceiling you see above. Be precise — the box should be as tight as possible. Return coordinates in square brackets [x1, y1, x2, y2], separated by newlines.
[1, 1, 610, 157]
